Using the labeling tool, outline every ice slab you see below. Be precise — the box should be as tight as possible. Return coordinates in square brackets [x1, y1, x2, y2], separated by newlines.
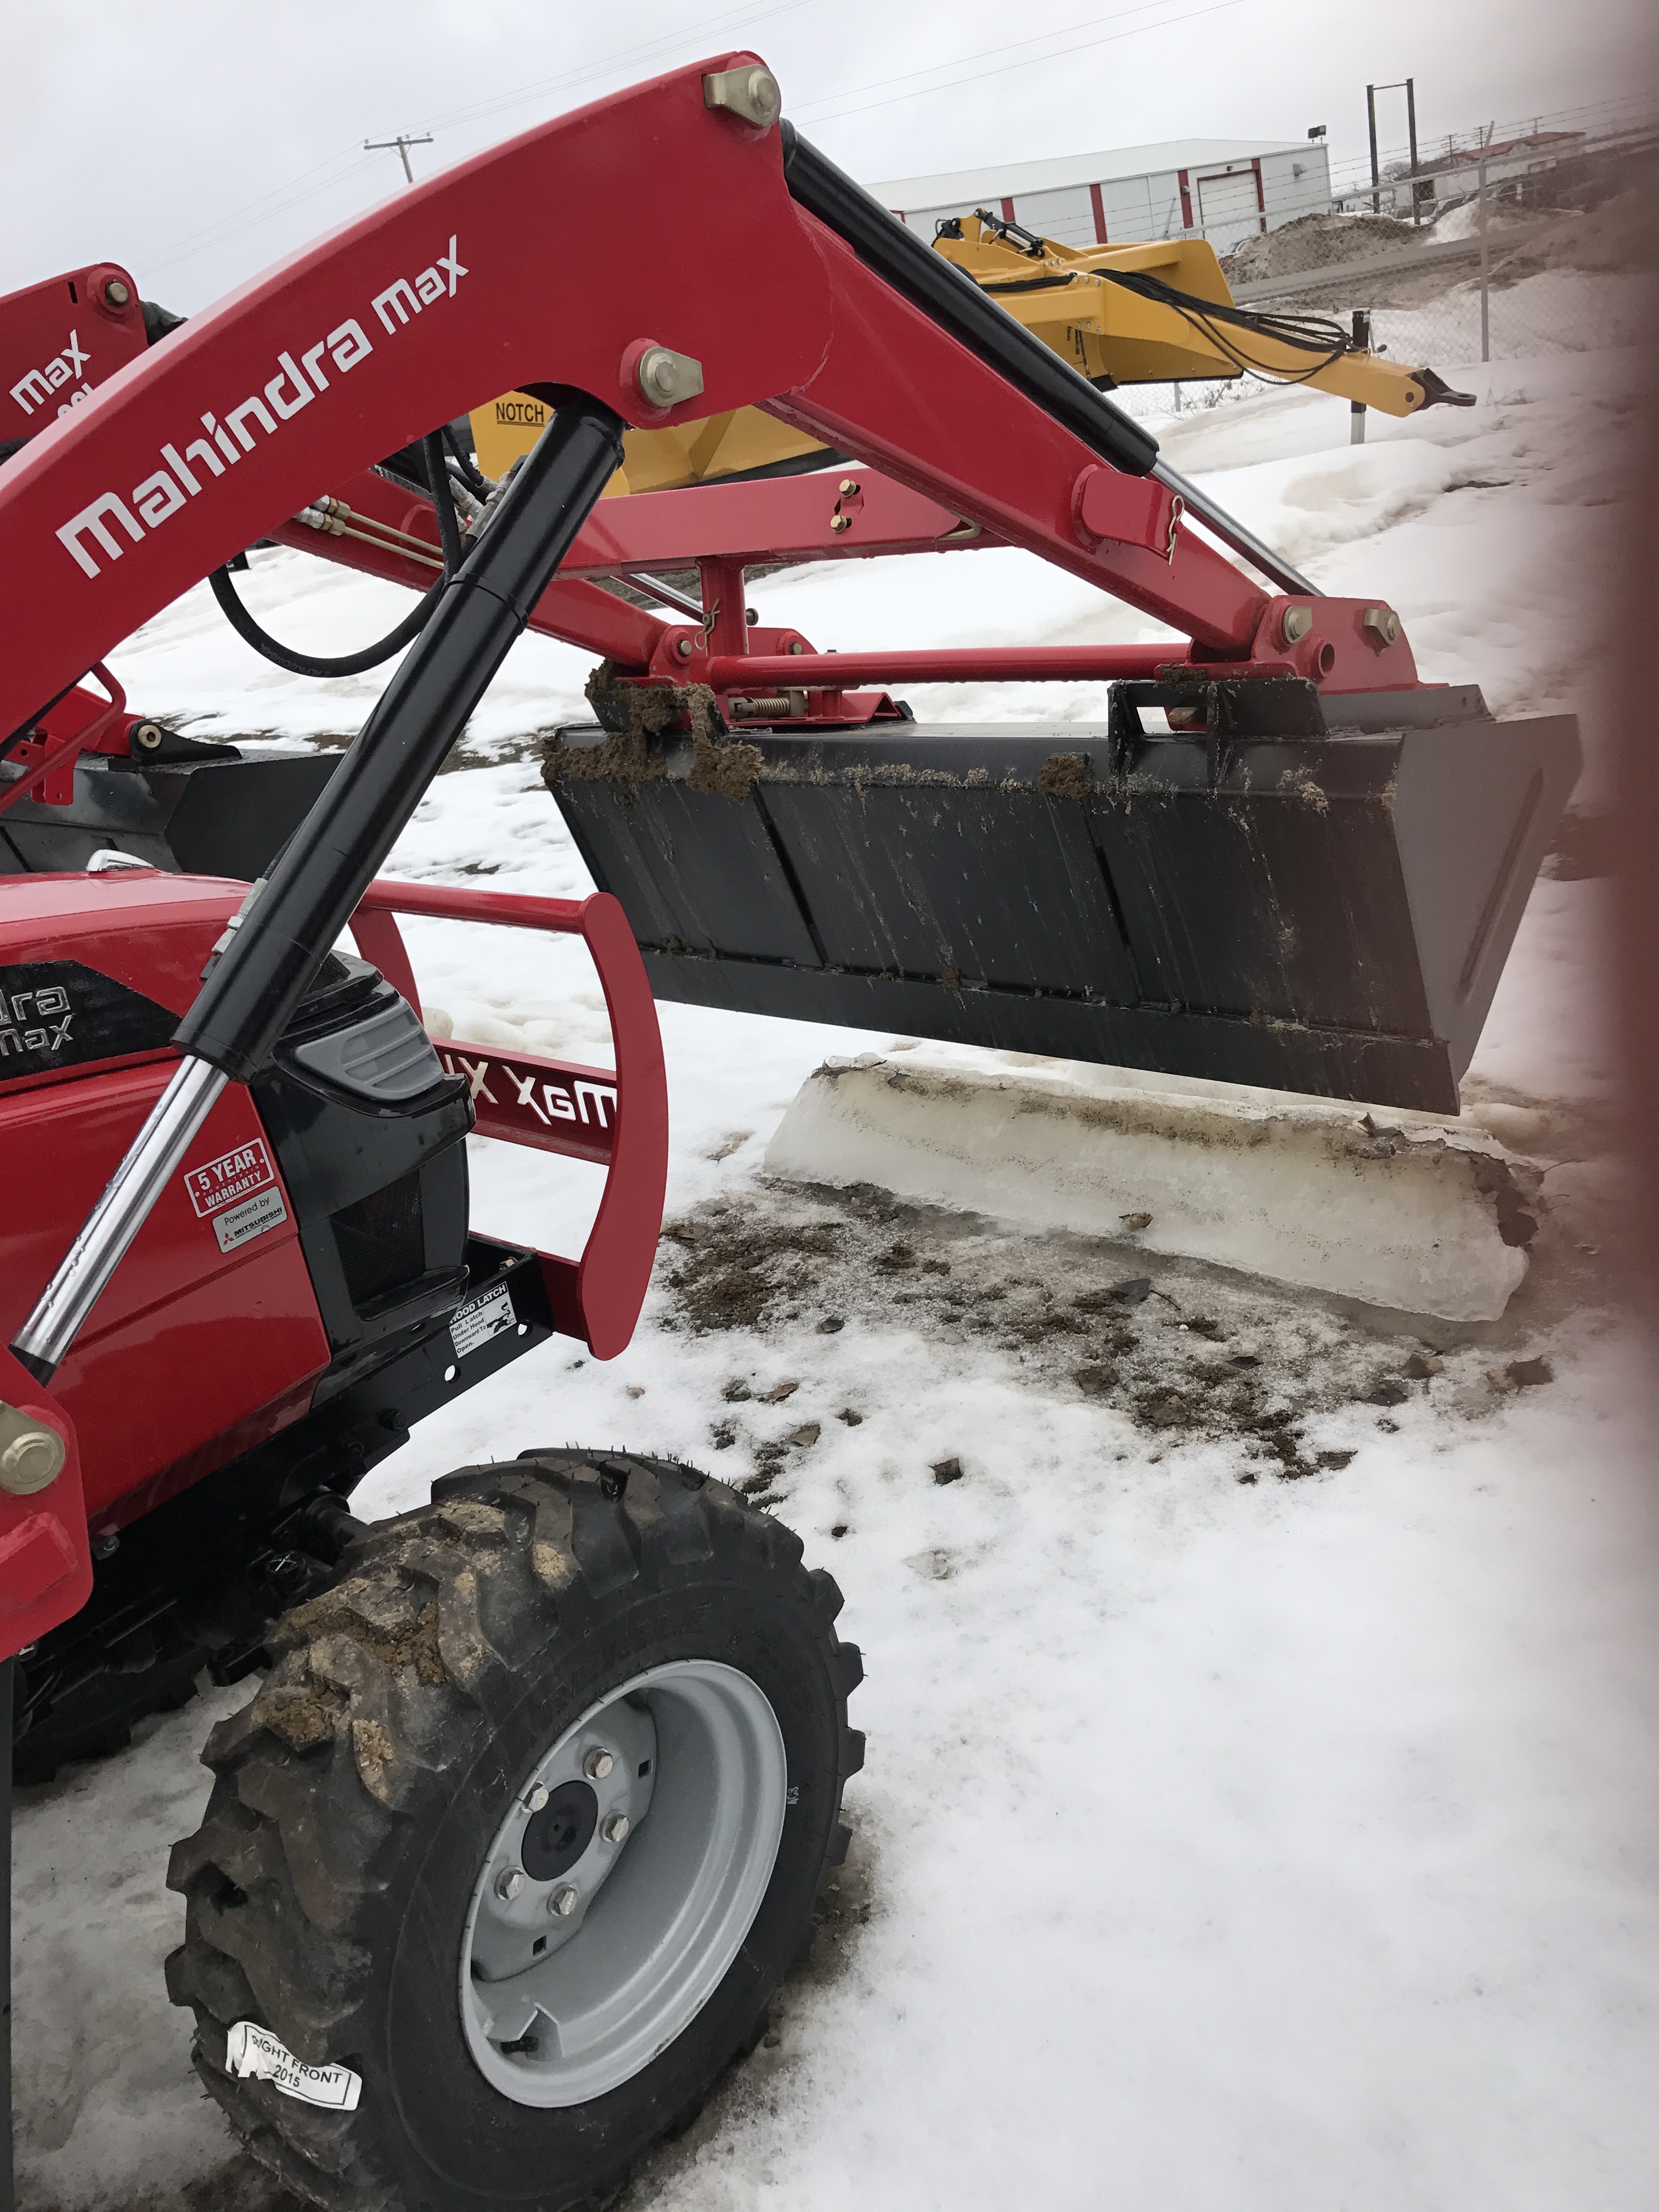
[764, 1056, 1539, 1322]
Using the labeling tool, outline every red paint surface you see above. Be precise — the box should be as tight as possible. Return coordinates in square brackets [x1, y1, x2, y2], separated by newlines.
[354, 884, 668, 1359]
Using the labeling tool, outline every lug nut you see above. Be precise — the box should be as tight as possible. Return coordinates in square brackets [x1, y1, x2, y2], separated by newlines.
[524, 1783, 549, 1812]
[1280, 606, 1313, 643]
[495, 1866, 527, 1902]
[602, 1813, 630, 1844]
[583, 1747, 614, 1780]
[550, 1886, 579, 1917]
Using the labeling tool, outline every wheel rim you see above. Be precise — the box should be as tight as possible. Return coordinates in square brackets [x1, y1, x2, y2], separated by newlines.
[459, 1659, 788, 2107]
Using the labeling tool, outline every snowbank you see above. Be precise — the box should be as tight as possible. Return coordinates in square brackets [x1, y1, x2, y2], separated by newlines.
[765, 1055, 1536, 1321]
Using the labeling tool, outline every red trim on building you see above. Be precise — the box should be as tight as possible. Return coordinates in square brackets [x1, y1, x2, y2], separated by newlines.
[1251, 155, 1267, 233]
[1088, 182, 1108, 242]
[1177, 169, 1193, 229]
[1001, 196, 1017, 222]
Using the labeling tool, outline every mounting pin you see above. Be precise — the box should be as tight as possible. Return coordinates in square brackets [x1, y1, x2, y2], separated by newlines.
[1280, 606, 1313, 644]
[702, 66, 782, 128]
[1362, 606, 1402, 646]
[635, 346, 704, 409]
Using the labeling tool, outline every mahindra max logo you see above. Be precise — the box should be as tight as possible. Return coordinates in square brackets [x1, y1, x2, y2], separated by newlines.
[55, 238, 466, 579]
[10, 330, 93, 422]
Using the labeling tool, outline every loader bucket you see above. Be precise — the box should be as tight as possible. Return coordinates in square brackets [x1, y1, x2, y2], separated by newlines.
[545, 680, 1579, 1115]
[0, 752, 339, 879]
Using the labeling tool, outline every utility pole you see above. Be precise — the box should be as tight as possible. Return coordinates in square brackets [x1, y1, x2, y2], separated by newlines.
[1367, 84, 1380, 213]
[364, 132, 433, 185]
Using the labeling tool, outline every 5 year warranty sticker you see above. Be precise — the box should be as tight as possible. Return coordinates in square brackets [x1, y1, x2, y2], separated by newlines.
[183, 1138, 289, 1254]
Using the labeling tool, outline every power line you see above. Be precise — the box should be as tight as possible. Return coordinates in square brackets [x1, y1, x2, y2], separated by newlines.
[791, 0, 1206, 123]
[795, 0, 1247, 127]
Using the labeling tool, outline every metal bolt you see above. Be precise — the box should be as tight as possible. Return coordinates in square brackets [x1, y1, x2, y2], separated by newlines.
[583, 1747, 614, 1780]
[550, 1886, 579, 1917]
[702, 64, 782, 128]
[746, 607, 759, 626]
[602, 1813, 630, 1844]
[524, 1783, 550, 1813]
[839, 479, 860, 496]
[830, 514, 851, 533]
[635, 345, 704, 409]
[495, 1866, 527, 1902]
[105, 279, 131, 307]
[0, 1429, 66, 1497]
[788, 640, 805, 654]
[675, 636, 694, 659]
[1280, 606, 1313, 644]
[1362, 606, 1402, 647]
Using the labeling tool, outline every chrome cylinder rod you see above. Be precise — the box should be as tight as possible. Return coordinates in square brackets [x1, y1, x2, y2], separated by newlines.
[1151, 460, 1320, 599]
[11, 1056, 228, 1382]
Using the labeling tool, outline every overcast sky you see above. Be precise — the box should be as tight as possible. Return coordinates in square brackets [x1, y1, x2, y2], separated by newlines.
[4, 0, 1646, 309]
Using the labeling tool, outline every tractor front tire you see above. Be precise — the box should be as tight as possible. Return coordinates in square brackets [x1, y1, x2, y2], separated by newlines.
[166, 1452, 863, 2212]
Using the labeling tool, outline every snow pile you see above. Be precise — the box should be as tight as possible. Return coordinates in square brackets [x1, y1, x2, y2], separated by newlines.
[764, 1054, 1537, 1321]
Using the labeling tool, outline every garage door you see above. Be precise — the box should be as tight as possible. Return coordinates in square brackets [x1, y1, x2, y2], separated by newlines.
[1196, 169, 1262, 256]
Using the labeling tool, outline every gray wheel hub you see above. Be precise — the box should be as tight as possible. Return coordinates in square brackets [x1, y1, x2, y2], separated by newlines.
[460, 1660, 787, 2106]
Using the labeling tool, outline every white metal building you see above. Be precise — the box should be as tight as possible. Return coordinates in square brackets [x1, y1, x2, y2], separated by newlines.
[868, 137, 1333, 259]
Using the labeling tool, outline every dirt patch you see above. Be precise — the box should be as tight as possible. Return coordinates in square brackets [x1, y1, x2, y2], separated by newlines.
[662, 1214, 848, 1333]
[544, 666, 764, 803]
[1224, 210, 1424, 285]
[1037, 752, 1094, 799]
[687, 728, 764, 803]
[657, 1181, 1562, 1488]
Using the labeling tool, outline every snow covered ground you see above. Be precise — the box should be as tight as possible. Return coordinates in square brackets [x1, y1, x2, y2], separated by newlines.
[15, 332, 1659, 2211]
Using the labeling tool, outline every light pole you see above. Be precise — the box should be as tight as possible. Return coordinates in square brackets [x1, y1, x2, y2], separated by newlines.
[1365, 79, 1421, 221]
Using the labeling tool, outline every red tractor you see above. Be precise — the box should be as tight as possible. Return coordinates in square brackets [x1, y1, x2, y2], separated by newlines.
[0, 53, 1573, 2211]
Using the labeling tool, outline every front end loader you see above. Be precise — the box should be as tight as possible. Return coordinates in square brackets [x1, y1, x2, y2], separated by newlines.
[0, 52, 1574, 2212]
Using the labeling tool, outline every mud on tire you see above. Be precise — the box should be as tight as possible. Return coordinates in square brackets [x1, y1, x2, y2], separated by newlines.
[165, 1452, 864, 2212]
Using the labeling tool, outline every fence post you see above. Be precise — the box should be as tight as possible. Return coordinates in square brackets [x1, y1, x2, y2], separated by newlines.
[1351, 309, 1370, 445]
[1478, 149, 1491, 364]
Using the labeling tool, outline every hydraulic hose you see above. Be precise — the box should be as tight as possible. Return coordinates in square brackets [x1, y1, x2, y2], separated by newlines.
[208, 430, 465, 678]
[177, 398, 625, 1082]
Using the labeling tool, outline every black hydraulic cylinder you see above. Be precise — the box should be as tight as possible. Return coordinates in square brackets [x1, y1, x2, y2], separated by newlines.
[174, 398, 625, 1082]
[779, 124, 1160, 480]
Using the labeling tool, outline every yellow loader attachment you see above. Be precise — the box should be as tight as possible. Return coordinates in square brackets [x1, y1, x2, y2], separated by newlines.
[472, 209, 1472, 494]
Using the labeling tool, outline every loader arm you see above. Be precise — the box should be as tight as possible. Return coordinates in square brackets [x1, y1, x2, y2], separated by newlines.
[0, 49, 1419, 742]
